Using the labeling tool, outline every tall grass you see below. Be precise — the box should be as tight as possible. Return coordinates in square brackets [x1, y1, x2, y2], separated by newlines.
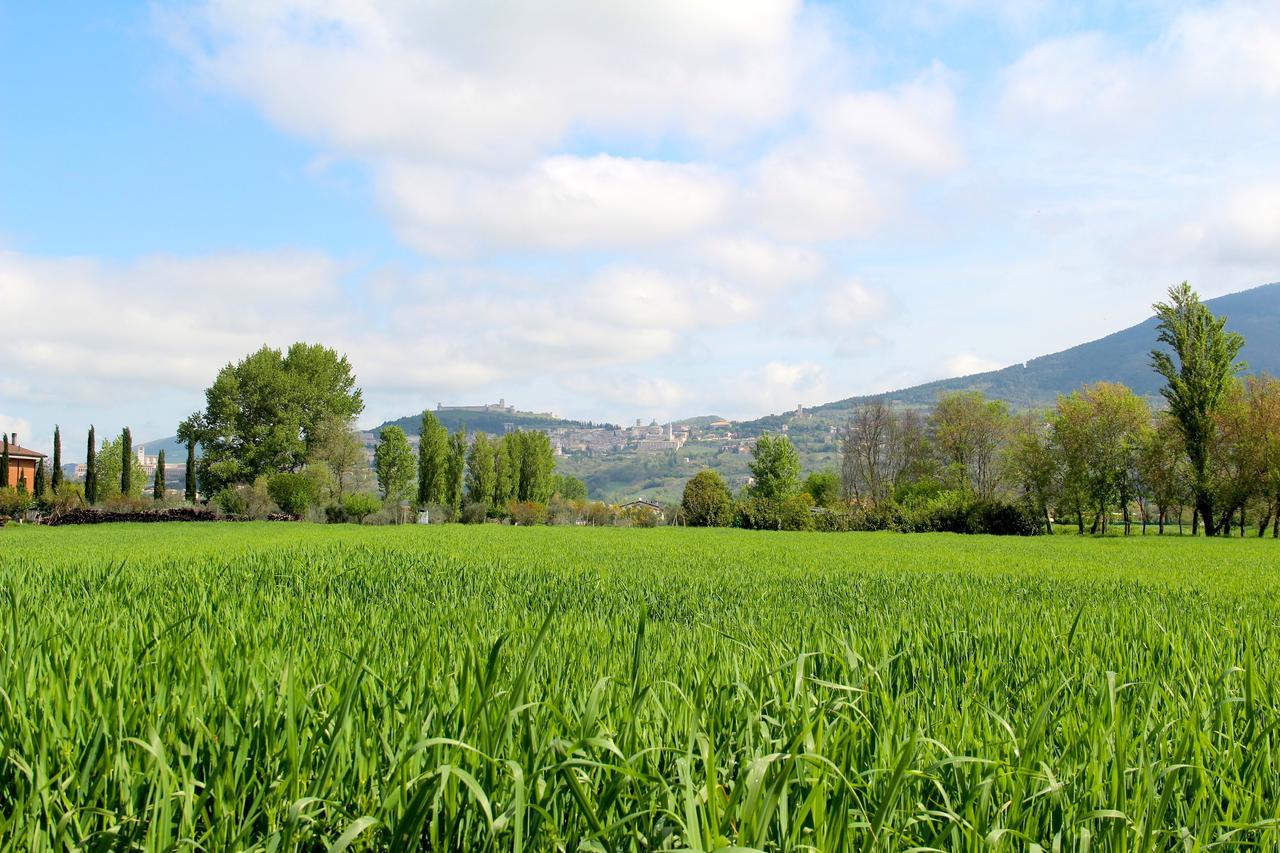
[1, 524, 1277, 849]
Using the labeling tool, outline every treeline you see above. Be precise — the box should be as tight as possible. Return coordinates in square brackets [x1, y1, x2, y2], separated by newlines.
[1, 424, 175, 519]
[680, 284, 1280, 537]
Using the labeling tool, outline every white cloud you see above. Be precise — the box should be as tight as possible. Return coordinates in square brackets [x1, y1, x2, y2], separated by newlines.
[699, 237, 825, 289]
[0, 250, 773, 418]
[382, 156, 734, 254]
[943, 352, 1003, 378]
[562, 374, 692, 413]
[1000, 2, 1280, 140]
[1207, 184, 1280, 266]
[166, 0, 822, 166]
[822, 280, 888, 328]
[0, 416, 33, 448]
[728, 361, 831, 414]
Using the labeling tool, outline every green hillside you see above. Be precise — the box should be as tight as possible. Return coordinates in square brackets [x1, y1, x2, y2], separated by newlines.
[808, 281, 1280, 417]
[373, 408, 613, 437]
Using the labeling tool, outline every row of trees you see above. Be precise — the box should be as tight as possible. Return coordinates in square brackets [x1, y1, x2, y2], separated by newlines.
[3, 423, 184, 517]
[836, 284, 1278, 536]
[374, 414, 583, 520]
[677, 283, 1277, 538]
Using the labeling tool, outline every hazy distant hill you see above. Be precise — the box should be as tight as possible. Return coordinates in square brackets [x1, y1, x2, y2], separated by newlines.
[802, 282, 1280, 417]
[373, 408, 614, 437]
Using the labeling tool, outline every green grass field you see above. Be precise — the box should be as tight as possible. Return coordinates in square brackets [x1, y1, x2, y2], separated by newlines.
[1, 524, 1277, 849]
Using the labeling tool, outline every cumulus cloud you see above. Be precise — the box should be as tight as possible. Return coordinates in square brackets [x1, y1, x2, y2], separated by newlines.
[943, 352, 1004, 378]
[1000, 1, 1280, 139]
[162, 1, 965, 255]
[1207, 184, 1280, 266]
[0, 249, 770, 417]
[727, 361, 831, 414]
[165, 0, 822, 165]
[382, 156, 734, 255]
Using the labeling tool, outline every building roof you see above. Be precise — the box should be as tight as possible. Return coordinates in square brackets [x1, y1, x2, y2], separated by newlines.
[619, 499, 663, 510]
[3, 443, 46, 460]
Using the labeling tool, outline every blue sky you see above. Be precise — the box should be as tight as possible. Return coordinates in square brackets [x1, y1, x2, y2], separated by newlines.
[3, 1, 1279, 459]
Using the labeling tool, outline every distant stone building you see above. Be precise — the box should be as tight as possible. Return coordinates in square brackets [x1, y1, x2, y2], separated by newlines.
[437, 398, 516, 415]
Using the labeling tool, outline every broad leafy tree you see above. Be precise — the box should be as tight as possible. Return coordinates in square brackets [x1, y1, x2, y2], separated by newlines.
[1006, 411, 1058, 535]
[681, 469, 733, 526]
[1150, 282, 1245, 535]
[308, 416, 367, 501]
[930, 391, 1010, 499]
[180, 343, 363, 496]
[748, 434, 801, 501]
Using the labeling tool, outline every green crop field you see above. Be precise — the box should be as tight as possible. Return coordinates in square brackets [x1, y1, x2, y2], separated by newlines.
[1, 524, 1278, 850]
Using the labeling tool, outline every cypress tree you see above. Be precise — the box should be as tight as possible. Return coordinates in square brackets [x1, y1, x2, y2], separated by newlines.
[184, 438, 197, 502]
[85, 426, 97, 504]
[153, 450, 166, 500]
[121, 427, 132, 496]
[1, 434, 9, 487]
[34, 458, 46, 500]
[51, 425, 63, 491]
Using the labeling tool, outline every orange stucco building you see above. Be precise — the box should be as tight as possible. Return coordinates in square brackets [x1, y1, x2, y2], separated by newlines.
[3, 433, 45, 489]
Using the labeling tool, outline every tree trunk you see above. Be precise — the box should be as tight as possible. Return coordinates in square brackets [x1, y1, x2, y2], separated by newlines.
[1240, 505, 1246, 539]
[1157, 508, 1165, 535]
[1122, 499, 1132, 536]
[1044, 507, 1053, 536]
[1258, 508, 1272, 538]
[1076, 509, 1085, 534]
[1191, 506, 1200, 536]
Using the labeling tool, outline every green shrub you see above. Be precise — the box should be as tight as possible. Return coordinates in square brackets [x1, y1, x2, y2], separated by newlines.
[0, 487, 31, 518]
[508, 501, 547, 526]
[340, 492, 381, 524]
[460, 502, 489, 524]
[212, 487, 248, 517]
[268, 473, 316, 519]
[733, 495, 815, 531]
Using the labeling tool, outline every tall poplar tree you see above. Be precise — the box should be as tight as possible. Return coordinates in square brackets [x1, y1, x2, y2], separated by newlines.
[120, 427, 133, 496]
[1, 434, 9, 487]
[34, 459, 47, 500]
[51, 426, 63, 491]
[1150, 282, 1246, 535]
[153, 449, 166, 500]
[465, 432, 497, 509]
[416, 411, 448, 507]
[85, 426, 97, 504]
[445, 428, 467, 513]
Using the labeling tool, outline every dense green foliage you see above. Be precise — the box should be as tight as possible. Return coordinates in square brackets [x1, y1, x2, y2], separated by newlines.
[84, 426, 97, 504]
[267, 472, 318, 518]
[1, 524, 1277, 848]
[680, 470, 733, 527]
[1151, 283, 1247, 535]
[51, 425, 62, 491]
[374, 426, 415, 502]
[179, 343, 363, 495]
